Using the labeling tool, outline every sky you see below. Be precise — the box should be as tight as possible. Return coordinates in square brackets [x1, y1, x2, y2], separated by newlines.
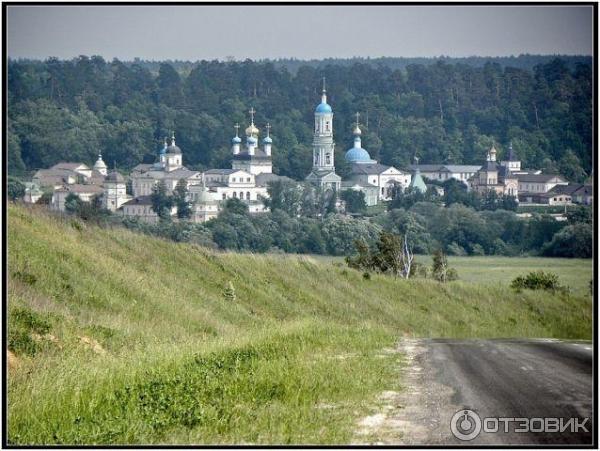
[6, 5, 594, 61]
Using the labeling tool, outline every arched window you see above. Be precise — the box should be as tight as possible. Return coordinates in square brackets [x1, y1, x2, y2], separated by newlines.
[325, 121, 330, 131]
[233, 192, 237, 198]
[222, 193, 227, 200]
[325, 154, 331, 165]
[246, 191, 251, 200]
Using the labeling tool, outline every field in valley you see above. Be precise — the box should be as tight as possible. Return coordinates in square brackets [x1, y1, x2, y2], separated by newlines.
[7, 204, 593, 445]
[312, 255, 593, 296]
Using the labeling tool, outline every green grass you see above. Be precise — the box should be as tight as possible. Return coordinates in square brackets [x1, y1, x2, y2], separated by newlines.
[311, 255, 592, 297]
[7, 204, 592, 445]
[429, 256, 591, 296]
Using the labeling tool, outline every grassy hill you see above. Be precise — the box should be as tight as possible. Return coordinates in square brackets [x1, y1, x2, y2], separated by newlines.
[7, 204, 592, 445]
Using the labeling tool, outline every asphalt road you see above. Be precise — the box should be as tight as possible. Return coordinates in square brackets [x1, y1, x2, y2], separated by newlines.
[390, 339, 594, 445]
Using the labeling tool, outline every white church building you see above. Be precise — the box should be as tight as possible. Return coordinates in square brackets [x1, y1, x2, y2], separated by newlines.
[342, 113, 411, 205]
[122, 108, 288, 222]
[305, 82, 342, 191]
[304, 83, 411, 206]
[29, 82, 430, 219]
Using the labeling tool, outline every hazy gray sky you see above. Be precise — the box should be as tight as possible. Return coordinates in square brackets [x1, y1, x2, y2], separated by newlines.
[7, 5, 594, 60]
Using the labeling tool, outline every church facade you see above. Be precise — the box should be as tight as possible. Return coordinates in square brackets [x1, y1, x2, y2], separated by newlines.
[342, 116, 411, 205]
[122, 107, 290, 222]
[470, 144, 519, 197]
[305, 86, 411, 206]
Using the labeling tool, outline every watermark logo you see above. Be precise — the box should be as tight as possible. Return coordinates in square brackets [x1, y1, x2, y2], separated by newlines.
[450, 409, 590, 441]
[451, 409, 482, 441]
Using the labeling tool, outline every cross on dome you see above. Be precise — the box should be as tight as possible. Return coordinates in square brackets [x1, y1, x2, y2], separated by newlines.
[245, 108, 259, 136]
[353, 112, 362, 136]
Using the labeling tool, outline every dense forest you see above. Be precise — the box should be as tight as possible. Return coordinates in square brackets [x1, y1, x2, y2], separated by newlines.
[269, 55, 592, 75]
[17, 54, 585, 76]
[8, 55, 592, 183]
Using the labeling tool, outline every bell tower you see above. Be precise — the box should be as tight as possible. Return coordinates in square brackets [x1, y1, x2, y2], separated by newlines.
[312, 78, 335, 170]
[306, 78, 341, 191]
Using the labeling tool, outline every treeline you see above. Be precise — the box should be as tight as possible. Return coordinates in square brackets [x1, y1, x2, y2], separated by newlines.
[12, 54, 590, 76]
[8, 55, 592, 182]
[52, 181, 592, 258]
[208, 197, 591, 258]
[269, 55, 592, 75]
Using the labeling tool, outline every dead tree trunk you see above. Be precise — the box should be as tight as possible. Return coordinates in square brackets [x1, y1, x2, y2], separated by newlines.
[401, 233, 414, 279]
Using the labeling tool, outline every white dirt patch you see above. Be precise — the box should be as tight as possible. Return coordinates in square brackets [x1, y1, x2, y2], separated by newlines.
[353, 339, 457, 445]
[358, 413, 386, 428]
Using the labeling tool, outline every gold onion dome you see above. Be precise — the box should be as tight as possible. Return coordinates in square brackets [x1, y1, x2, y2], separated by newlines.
[245, 123, 259, 136]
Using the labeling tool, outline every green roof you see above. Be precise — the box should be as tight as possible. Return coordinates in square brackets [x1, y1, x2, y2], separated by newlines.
[409, 170, 428, 194]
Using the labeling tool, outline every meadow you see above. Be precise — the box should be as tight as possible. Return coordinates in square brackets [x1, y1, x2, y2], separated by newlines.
[7, 204, 593, 445]
[311, 255, 593, 296]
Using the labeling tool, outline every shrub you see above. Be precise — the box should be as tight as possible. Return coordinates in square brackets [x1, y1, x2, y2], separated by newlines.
[431, 249, 458, 282]
[446, 268, 459, 281]
[8, 307, 52, 356]
[510, 271, 563, 292]
[345, 239, 373, 272]
[8, 328, 40, 356]
[10, 307, 51, 334]
[410, 262, 429, 278]
[7, 177, 26, 201]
